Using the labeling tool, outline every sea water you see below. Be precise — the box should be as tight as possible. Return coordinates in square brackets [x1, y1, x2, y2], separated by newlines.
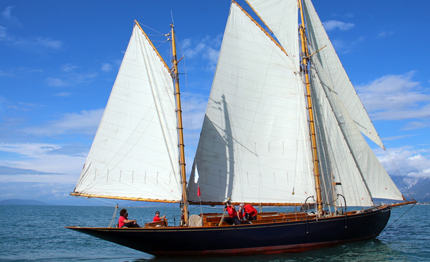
[0, 204, 428, 262]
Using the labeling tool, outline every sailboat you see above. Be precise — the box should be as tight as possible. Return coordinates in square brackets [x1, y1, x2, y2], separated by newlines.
[67, 0, 416, 256]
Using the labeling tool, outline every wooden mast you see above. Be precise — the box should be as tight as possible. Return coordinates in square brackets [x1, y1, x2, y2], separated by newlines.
[170, 23, 189, 225]
[298, 0, 323, 214]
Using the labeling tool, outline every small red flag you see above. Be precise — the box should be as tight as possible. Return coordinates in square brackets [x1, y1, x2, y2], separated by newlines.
[197, 186, 201, 197]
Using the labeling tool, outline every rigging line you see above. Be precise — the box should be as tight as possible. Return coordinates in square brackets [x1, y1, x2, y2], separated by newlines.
[381, 203, 416, 233]
[108, 204, 119, 228]
[136, 21, 166, 36]
[85, 197, 117, 206]
[310, 64, 358, 208]
[313, 59, 375, 205]
[174, 31, 194, 176]
[155, 39, 169, 49]
[312, 71, 342, 209]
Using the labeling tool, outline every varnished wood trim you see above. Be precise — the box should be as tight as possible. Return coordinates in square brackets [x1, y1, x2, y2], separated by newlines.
[189, 200, 307, 207]
[232, 1, 289, 57]
[134, 20, 171, 73]
[70, 192, 180, 203]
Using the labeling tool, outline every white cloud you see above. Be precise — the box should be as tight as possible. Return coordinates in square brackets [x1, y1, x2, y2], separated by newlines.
[182, 92, 207, 131]
[1, 6, 14, 19]
[36, 37, 63, 49]
[331, 13, 354, 18]
[23, 109, 104, 136]
[378, 31, 394, 38]
[0, 69, 14, 77]
[0, 25, 6, 39]
[0, 142, 87, 178]
[101, 63, 112, 72]
[61, 64, 78, 72]
[402, 121, 428, 130]
[46, 71, 98, 87]
[323, 20, 354, 31]
[182, 34, 222, 70]
[382, 135, 416, 141]
[376, 147, 430, 178]
[1, 6, 22, 27]
[75, 72, 98, 83]
[54, 92, 71, 97]
[357, 72, 430, 120]
[46, 77, 69, 87]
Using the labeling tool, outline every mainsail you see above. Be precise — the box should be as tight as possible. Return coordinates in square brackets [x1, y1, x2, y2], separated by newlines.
[188, 2, 315, 205]
[188, 0, 403, 207]
[73, 23, 182, 202]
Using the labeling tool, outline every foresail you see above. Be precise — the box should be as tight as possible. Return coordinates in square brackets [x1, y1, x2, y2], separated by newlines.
[73, 24, 182, 202]
[303, 0, 384, 149]
[311, 59, 403, 203]
[310, 67, 374, 207]
[246, 0, 300, 70]
[188, 3, 315, 205]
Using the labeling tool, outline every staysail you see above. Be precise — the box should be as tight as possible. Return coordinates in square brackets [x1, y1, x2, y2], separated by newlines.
[73, 23, 182, 202]
[299, 0, 384, 149]
[301, 0, 403, 202]
[188, 2, 315, 205]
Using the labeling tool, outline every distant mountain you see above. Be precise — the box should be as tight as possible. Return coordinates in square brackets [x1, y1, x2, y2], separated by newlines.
[0, 199, 47, 205]
[408, 177, 430, 202]
[393, 176, 430, 203]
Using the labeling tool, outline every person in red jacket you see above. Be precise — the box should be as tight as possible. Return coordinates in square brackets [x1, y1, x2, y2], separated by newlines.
[153, 211, 166, 222]
[223, 201, 241, 225]
[118, 209, 140, 228]
[240, 203, 258, 221]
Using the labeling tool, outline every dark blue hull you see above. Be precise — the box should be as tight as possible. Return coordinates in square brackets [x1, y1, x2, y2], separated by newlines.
[67, 206, 391, 256]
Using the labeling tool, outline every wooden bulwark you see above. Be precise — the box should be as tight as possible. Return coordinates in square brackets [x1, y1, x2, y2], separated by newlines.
[144, 220, 168, 228]
[200, 211, 317, 227]
[189, 201, 307, 207]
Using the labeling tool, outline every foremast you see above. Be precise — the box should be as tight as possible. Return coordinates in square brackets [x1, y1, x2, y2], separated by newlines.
[170, 24, 189, 225]
[298, 0, 323, 214]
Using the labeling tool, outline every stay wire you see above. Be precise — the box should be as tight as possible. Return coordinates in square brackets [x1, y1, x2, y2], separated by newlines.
[381, 203, 416, 234]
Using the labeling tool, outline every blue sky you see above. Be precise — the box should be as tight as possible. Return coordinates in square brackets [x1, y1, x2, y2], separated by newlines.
[1, 0, 429, 205]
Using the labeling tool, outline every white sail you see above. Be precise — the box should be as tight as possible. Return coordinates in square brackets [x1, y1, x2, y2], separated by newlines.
[302, 0, 403, 202]
[246, 0, 300, 70]
[311, 66, 374, 207]
[188, 3, 315, 204]
[311, 59, 403, 202]
[302, 0, 384, 149]
[74, 24, 182, 202]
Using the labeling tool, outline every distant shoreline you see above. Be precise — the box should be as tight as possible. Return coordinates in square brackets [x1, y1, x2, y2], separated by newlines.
[0, 199, 46, 205]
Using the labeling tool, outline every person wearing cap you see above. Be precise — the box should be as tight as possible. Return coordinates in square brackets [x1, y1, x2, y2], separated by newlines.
[153, 211, 166, 222]
[223, 201, 241, 225]
[240, 203, 258, 221]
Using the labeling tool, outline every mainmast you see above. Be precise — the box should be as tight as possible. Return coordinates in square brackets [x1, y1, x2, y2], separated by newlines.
[298, 0, 323, 214]
[170, 23, 189, 225]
